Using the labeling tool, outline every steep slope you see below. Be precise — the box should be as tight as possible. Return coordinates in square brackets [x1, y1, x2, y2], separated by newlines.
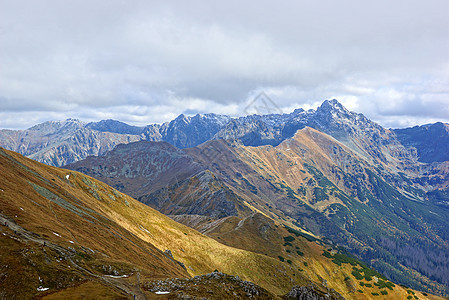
[0, 147, 188, 298]
[160, 113, 231, 148]
[394, 122, 449, 163]
[85, 119, 146, 135]
[66, 141, 252, 219]
[173, 212, 438, 300]
[0, 99, 427, 170]
[66, 141, 204, 198]
[1, 146, 365, 299]
[0, 119, 145, 166]
[0, 113, 232, 167]
[189, 130, 449, 295]
[67, 130, 449, 296]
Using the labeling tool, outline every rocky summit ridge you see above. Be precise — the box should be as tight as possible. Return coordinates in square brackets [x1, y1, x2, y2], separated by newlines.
[2, 99, 445, 168]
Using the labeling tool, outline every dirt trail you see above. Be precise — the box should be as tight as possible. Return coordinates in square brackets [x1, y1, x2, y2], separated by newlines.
[0, 213, 148, 299]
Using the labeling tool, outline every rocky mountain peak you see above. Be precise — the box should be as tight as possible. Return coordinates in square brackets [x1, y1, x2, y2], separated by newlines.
[86, 119, 144, 135]
[316, 99, 352, 119]
[28, 118, 85, 134]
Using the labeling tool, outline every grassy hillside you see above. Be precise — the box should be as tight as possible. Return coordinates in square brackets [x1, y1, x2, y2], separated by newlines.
[0, 147, 324, 298]
[187, 129, 449, 295]
[1, 146, 440, 299]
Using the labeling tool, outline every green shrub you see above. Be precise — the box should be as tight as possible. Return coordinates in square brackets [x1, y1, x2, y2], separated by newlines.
[352, 269, 363, 280]
[322, 251, 333, 258]
[283, 236, 295, 242]
[278, 256, 285, 262]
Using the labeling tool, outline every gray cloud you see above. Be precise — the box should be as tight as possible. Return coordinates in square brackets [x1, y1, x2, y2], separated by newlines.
[0, 0, 448, 129]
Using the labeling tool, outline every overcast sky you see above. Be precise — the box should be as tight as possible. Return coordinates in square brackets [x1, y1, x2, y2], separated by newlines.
[1, 0, 448, 130]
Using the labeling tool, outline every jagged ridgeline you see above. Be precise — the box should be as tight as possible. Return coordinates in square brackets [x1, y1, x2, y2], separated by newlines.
[4, 99, 448, 168]
[2, 99, 449, 298]
[60, 100, 449, 297]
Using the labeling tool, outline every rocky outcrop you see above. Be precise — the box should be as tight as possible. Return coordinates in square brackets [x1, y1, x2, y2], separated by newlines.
[284, 284, 344, 300]
[145, 272, 274, 299]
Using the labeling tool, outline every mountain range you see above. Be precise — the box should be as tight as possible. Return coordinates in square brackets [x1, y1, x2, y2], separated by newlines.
[4, 99, 447, 168]
[1, 99, 449, 298]
[1, 145, 429, 299]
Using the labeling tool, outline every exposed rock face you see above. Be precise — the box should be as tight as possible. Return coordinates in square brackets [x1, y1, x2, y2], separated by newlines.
[0, 99, 437, 170]
[85, 119, 146, 135]
[66, 141, 250, 218]
[145, 272, 274, 299]
[284, 284, 344, 300]
[66, 141, 204, 197]
[0, 119, 145, 166]
[161, 113, 231, 148]
[140, 170, 249, 218]
[3, 99, 449, 295]
[394, 122, 449, 163]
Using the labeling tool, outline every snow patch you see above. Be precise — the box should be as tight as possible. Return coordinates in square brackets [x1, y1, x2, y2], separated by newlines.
[155, 291, 170, 295]
[69, 240, 74, 244]
[105, 274, 129, 278]
[37, 287, 49, 292]
[66, 174, 70, 180]
[20, 207, 24, 211]
[139, 225, 152, 236]
[53, 232, 60, 237]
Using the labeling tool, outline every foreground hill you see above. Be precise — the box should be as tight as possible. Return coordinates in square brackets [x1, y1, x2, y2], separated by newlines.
[2, 147, 434, 299]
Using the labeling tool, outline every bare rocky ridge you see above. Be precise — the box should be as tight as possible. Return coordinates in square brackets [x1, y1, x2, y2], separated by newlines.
[2, 99, 441, 170]
[394, 122, 449, 163]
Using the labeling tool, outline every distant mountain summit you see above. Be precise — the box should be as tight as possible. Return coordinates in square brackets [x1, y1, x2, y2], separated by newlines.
[394, 122, 449, 163]
[0, 99, 446, 168]
[161, 113, 231, 148]
[86, 119, 145, 135]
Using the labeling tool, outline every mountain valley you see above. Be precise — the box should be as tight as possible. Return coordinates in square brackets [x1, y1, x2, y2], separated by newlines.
[1, 99, 449, 298]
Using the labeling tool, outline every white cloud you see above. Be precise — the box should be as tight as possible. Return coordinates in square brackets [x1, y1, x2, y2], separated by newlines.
[0, 0, 448, 129]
